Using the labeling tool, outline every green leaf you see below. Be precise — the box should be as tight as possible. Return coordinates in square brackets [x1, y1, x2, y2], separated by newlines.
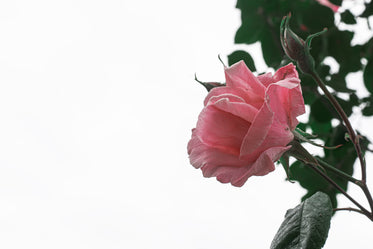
[327, 30, 361, 73]
[362, 104, 373, 116]
[310, 96, 334, 123]
[327, 73, 355, 93]
[362, 96, 373, 116]
[289, 160, 337, 207]
[228, 50, 256, 71]
[363, 57, 373, 94]
[271, 192, 332, 249]
[341, 10, 356, 24]
[234, 9, 263, 44]
[290, 124, 356, 208]
[323, 125, 356, 191]
[235, 21, 262, 44]
[260, 28, 283, 68]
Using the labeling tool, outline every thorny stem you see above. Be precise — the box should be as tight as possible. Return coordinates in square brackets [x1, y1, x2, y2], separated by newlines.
[310, 71, 373, 214]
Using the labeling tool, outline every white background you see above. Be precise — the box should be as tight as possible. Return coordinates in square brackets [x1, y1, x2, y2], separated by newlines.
[0, 0, 372, 248]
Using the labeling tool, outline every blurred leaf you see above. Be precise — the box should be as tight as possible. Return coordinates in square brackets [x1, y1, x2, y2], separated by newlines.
[234, 3, 263, 44]
[330, 0, 342, 5]
[235, 20, 263, 44]
[363, 57, 373, 94]
[361, 1, 373, 18]
[362, 103, 373, 116]
[327, 73, 354, 93]
[323, 125, 356, 191]
[362, 37, 373, 59]
[310, 96, 334, 123]
[341, 10, 356, 24]
[260, 28, 283, 67]
[362, 96, 373, 116]
[290, 160, 337, 207]
[228, 50, 256, 71]
[290, 124, 356, 208]
[350, 93, 359, 106]
[296, 122, 307, 131]
[309, 117, 332, 136]
[319, 64, 331, 78]
[271, 192, 332, 249]
[335, 95, 353, 117]
[327, 30, 361, 73]
[299, 4, 334, 31]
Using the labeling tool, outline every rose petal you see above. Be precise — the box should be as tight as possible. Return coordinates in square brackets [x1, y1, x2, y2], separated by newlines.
[198, 146, 291, 187]
[232, 146, 291, 186]
[257, 72, 274, 87]
[188, 131, 247, 171]
[204, 86, 263, 108]
[194, 105, 251, 155]
[211, 97, 258, 123]
[225, 61, 266, 98]
[273, 63, 299, 82]
[240, 102, 274, 158]
[266, 78, 305, 130]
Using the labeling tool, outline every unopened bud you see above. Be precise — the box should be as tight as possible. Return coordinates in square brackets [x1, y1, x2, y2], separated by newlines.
[280, 13, 327, 75]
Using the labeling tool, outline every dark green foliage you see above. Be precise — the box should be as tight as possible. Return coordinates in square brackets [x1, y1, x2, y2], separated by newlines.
[341, 10, 356, 24]
[289, 125, 356, 208]
[230, 0, 373, 208]
[364, 57, 373, 94]
[271, 192, 332, 249]
[360, 1, 373, 18]
[310, 96, 334, 123]
[228, 50, 256, 71]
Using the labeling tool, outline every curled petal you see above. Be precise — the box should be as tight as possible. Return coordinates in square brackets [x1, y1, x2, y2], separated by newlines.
[225, 61, 266, 98]
[194, 105, 251, 155]
[240, 102, 274, 158]
[266, 78, 305, 130]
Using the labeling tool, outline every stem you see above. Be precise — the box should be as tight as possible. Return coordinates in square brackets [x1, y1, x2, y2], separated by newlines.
[310, 71, 366, 182]
[309, 71, 373, 213]
[307, 163, 373, 220]
[315, 157, 362, 187]
[334, 207, 368, 216]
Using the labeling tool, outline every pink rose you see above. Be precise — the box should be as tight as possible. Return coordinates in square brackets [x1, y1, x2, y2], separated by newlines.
[187, 61, 305, 187]
[316, 0, 340, 12]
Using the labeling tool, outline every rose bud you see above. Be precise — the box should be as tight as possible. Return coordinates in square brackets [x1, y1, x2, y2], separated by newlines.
[280, 13, 326, 75]
[187, 61, 305, 187]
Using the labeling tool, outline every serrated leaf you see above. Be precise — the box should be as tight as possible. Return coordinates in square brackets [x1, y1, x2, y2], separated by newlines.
[228, 50, 256, 71]
[271, 192, 332, 249]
